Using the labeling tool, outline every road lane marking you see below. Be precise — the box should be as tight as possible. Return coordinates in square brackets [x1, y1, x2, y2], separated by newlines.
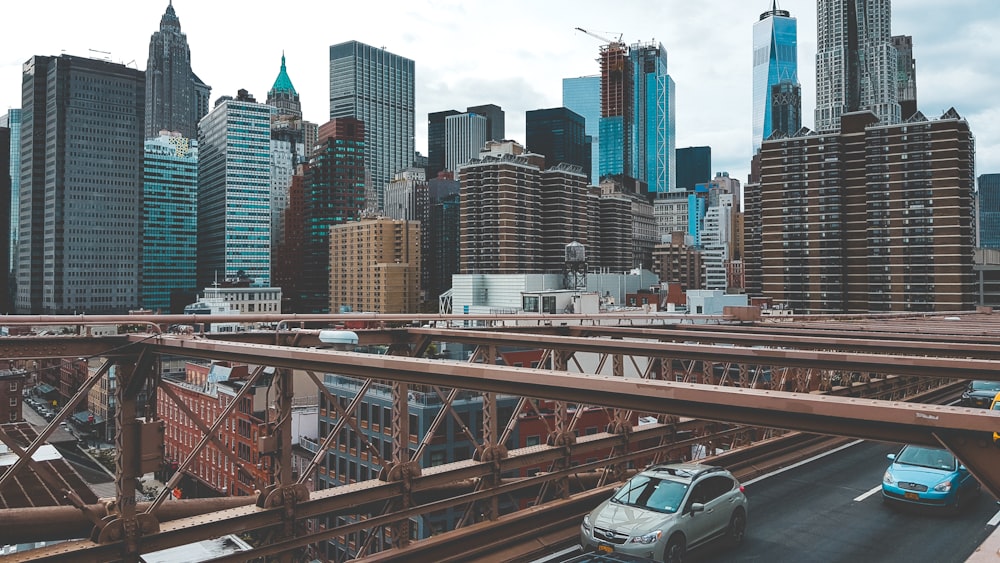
[854, 485, 882, 502]
[987, 509, 1000, 527]
[743, 439, 864, 486]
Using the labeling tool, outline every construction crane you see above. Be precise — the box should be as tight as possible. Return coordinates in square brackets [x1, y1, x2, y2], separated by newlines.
[575, 27, 623, 45]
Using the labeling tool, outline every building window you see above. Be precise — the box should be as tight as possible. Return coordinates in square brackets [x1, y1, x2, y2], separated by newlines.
[526, 435, 540, 447]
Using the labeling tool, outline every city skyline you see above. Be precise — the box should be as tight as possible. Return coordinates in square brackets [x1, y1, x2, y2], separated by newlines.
[1, 1, 998, 182]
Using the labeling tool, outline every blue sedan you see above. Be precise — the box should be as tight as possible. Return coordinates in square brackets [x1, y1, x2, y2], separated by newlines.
[881, 445, 979, 512]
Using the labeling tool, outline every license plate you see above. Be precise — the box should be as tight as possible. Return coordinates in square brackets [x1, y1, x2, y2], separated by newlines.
[598, 545, 614, 553]
[905, 492, 919, 500]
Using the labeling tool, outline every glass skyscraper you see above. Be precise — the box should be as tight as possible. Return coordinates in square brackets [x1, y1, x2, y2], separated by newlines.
[562, 76, 601, 184]
[1, 109, 20, 273]
[980, 174, 1000, 249]
[329, 41, 414, 213]
[197, 91, 274, 289]
[630, 42, 675, 193]
[752, 4, 799, 153]
[142, 134, 198, 312]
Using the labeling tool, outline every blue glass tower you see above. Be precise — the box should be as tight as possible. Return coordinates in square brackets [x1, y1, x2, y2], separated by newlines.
[752, 3, 799, 153]
[630, 42, 676, 193]
[562, 76, 601, 184]
[142, 134, 198, 311]
[980, 174, 1000, 249]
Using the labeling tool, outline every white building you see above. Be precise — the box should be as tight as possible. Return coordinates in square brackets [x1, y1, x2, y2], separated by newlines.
[445, 112, 488, 173]
[701, 193, 734, 290]
[202, 286, 282, 315]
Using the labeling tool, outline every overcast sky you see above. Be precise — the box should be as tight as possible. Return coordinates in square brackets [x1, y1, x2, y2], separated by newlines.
[2, 0, 998, 184]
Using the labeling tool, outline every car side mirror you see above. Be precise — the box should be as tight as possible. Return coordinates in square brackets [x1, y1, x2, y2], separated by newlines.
[886, 453, 896, 461]
[689, 502, 705, 514]
[959, 465, 967, 472]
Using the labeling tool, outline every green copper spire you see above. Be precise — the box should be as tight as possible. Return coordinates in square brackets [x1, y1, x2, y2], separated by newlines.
[270, 52, 297, 95]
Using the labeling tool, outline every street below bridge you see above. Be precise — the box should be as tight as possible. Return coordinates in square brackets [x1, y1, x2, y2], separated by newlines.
[698, 440, 999, 563]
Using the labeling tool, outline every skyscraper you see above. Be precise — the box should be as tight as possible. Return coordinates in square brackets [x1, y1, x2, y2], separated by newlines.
[815, 0, 900, 132]
[142, 133, 198, 312]
[145, 1, 210, 138]
[0, 126, 9, 314]
[465, 104, 505, 142]
[302, 118, 366, 313]
[595, 39, 676, 193]
[0, 109, 20, 274]
[445, 112, 488, 173]
[675, 146, 711, 191]
[630, 41, 676, 193]
[329, 41, 414, 213]
[426, 110, 460, 179]
[197, 90, 273, 290]
[892, 35, 918, 120]
[752, 3, 799, 152]
[979, 175, 1000, 249]
[526, 107, 591, 183]
[17, 55, 145, 314]
[267, 54, 306, 256]
[562, 76, 601, 184]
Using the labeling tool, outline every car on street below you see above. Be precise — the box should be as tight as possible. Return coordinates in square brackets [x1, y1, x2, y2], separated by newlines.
[881, 444, 979, 512]
[960, 380, 1000, 408]
[580, 463, 748, 563]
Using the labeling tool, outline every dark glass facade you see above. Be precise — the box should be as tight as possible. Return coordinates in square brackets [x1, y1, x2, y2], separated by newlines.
[980, 174, 1000, 249]
[525, 107, 592, 184]
[675, 146, 711, 191]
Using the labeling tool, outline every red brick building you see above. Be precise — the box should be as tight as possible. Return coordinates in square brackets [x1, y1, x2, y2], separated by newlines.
[0, 369, 28, 423]
[158, 362, 271, 497]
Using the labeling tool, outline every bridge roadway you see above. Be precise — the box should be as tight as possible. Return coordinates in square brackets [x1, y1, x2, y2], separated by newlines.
[4, 312, 1000, 561]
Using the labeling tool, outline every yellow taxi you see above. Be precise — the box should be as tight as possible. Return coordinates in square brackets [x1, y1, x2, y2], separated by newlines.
[990, 391, 1000, 444]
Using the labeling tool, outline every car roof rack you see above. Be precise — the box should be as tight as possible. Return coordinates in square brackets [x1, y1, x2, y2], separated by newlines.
[644, 463, 724, 481]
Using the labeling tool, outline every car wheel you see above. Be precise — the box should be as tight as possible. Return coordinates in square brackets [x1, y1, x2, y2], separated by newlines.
[727, 509, 747, 546]
[664, 534, 685, 563]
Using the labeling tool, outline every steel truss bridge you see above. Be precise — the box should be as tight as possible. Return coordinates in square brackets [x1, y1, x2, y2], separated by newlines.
[2, 311, 1000, 562]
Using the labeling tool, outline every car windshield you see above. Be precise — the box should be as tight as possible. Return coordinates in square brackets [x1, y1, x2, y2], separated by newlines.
[971, 381, 1000, 392]
[895, 446, 956, 471]
[611, 474, 688, 514]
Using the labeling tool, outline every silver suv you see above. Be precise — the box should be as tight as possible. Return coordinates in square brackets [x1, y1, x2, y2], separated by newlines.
[580, 463, 748, 563]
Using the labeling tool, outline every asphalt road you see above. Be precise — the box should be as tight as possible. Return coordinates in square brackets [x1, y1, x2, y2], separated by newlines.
[696, 440, 1000, 563]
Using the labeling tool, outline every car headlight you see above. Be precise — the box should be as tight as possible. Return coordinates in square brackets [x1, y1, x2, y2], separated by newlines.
[934, 480, 953, 493]
[883, 470, 895, 485]
[582, 514, 592, 533]
[629, 531, 662, 545]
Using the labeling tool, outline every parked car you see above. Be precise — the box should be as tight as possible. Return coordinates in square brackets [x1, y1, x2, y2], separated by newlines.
[960, 380, 1000, 408]
[881, 444, 979, 512]
[580, 463, 748, 563]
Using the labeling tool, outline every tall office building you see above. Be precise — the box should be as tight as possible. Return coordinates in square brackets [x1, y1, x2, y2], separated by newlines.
[1, 109, 19, 274]
[595, 39, 676, 193]
[525, 107, 591, 183]
[426, 110, 460, 179]
[445, 112, 488, 173]
[197, 90, 273, 290]
[145, 1, 210, 138]
[892, 35, 918, 120]
[425, 175, 461, 306]
[630, 41, 675, 193]
[268, 54, 306, 253]
[815, 0, 900, 132]
[142, 133, 198, 312]
[562, 76, 601, 184]
[301, 118, 366, 313]
[17, 55, 145, 315]
[979, 175, 1000, 249]
[675, 146, 711, 192]
[466, 104, 505, 142]
[0, 126, 9, 313]
[760, 109, 975, 313]
[752, 4, 799, 153]
[329, 41, 414, 213]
